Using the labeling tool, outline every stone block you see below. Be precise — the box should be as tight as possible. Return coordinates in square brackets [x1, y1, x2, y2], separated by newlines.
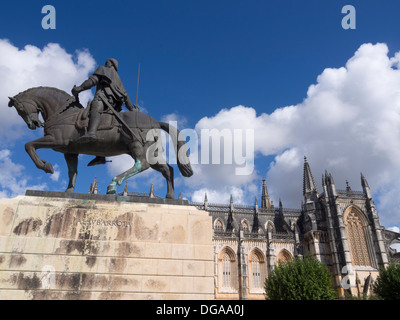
[182, 260, 206, 277]
[0, 192, 214, 300]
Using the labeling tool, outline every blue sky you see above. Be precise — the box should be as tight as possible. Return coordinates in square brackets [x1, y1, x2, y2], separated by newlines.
[5, 1, 400, 115]
[1, 1, 400, 230]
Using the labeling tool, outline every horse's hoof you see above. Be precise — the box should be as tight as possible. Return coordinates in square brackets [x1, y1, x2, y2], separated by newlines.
[165, 194, 175, 200]
[65, 188, 74, 193]
[43, 162, 54, 174]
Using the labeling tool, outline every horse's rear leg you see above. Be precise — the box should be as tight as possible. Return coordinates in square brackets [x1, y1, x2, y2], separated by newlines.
[107, 141, 150, 194]
[64, 153, 78, 193]
[150, 163, 175, 199]
[107, 156, 150, 194]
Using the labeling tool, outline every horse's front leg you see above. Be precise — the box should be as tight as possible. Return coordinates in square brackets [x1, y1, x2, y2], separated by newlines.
[25, 135, 57, 174]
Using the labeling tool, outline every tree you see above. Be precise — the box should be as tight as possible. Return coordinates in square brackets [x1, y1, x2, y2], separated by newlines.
[264, 256, 337, 300]
[373, 263, 400, 300]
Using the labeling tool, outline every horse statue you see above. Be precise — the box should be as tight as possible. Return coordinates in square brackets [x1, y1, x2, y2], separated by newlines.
[8, 86, 193, 198]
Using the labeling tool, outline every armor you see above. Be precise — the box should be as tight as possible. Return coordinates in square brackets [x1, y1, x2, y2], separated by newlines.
[72, 58, 137, 144]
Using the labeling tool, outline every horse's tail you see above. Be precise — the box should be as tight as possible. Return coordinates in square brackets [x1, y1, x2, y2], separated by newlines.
[159, 121, 193, 177]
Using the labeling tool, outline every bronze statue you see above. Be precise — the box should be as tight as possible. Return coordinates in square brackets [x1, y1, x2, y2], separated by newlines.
[8, 83, 193, 198]
[72, 58, 138, 167]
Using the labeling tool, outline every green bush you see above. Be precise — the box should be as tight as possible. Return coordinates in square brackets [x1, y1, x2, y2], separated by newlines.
[373, 263, 400, 300]
[264, 256, 337, 300]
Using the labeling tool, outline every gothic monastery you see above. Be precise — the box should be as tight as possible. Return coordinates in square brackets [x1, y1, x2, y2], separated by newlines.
[107, 157, 400, 299]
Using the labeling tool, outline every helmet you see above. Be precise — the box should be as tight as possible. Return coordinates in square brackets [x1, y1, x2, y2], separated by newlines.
[106, 58, 119, 71]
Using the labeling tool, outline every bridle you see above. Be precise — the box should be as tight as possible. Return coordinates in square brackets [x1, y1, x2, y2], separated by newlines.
[11, 97, 44, 128]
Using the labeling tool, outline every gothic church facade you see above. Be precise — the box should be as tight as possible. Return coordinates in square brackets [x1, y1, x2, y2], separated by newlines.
[189, 157, 400, 299]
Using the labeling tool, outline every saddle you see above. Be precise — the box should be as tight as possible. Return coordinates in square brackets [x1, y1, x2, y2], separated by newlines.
[75, 109, 116, 131]
[75, 108, 158, 144]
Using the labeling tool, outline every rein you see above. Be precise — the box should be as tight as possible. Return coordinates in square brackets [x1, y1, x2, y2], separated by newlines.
[44, 111, 79, 130]
[42, 96, 82, 130]
[16, 99, 45, 127]
[14, 88, 83, 130]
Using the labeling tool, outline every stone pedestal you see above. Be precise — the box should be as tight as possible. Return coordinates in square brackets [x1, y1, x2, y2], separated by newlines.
[0, 191, 214, 300]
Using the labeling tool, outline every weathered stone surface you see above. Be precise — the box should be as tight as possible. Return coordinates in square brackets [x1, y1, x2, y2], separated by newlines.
[0, 192, 214, 300]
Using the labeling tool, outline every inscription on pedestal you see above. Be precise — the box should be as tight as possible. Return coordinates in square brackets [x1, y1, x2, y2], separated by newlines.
[77, 218, 131, 227]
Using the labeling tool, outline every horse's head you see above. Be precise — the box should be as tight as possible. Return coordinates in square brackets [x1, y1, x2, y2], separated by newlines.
[8, 96, 43, 130]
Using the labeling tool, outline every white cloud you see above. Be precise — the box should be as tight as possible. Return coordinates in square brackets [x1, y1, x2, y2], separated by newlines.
[388, 227, 400, 252]
[191, 186, 247, 204]
[185, 106, 259, 192]
[0, 149, 47, 197]
[0, 40, 97, 196]
[107, 154, 135, 177]
[185, 43, 400, 227]
[161, 113, 188, 129]
[388, 226, 400, 233]
[50, 164, 60, 182]
[0, 39, 96, 142]
[106, 154, 165, 194]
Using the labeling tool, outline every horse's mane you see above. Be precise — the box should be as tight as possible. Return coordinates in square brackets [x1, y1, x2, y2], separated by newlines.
[15, 86, 71, 100]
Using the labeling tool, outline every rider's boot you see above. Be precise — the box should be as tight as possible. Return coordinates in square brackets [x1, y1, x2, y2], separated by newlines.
[88, 156, 106, 167]
[77, 110, 101, 143]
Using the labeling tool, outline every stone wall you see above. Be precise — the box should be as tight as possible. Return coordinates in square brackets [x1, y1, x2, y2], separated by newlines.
[0, 192, 214, 300]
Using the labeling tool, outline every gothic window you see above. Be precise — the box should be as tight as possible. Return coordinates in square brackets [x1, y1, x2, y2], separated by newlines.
[218, 247, 238, 292]
[214, 219, 224, 232]
[249, 249, 266, 291]
[345, 208, 373, 267]
[276, 249, 293, 265]
[222, 252, 231, 287]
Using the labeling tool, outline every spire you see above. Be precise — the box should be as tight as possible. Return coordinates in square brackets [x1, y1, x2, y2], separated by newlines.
[204, 192, 208, 210]
[261, 178, 272, 209]
[149, 183, 155, 198]
[123, 181, 128, 196]
[361, 172, 372, 199]
[227, 195, 234, 232]
[329, 173, 335, 185]
[303, 157, 318, 199]
[253, 196, 259, 232]
[361, 172, 370, 189]
[276, 198, 284, 231]
[346, 180, 351, 192]
[324, 169, 335, 186]
[89, 176, 98, 194]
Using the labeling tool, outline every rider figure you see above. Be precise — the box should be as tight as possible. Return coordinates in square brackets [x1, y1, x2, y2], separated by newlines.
[72, 58, 138, 166]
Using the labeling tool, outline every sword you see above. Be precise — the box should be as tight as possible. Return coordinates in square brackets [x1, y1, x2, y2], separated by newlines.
[136, 63, 140, 107]
[82, 100, 91, 120]
[100, 94, 144, 145]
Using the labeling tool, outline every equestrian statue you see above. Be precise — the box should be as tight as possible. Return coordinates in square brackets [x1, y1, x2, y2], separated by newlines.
[7, 58, 193, 198]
